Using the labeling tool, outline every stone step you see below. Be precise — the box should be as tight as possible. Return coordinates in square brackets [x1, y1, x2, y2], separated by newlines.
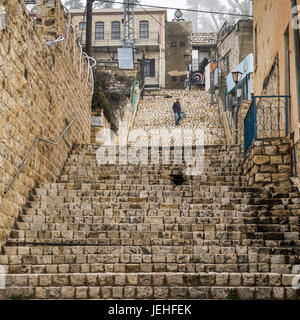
[4, 244, 300, 256]
[25, 194, 300, 206]
[34, 182, 298, 193]
[0, 256, 296, 273]
[8, 228, 299, 243]
[0, 273, 298, 299]
[19, 214, 300, 228]
[13, 221, 300, 233]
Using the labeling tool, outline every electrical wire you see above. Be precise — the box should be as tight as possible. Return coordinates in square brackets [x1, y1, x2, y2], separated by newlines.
[98, 0, 252, 18]
[135, 0, 167, 30]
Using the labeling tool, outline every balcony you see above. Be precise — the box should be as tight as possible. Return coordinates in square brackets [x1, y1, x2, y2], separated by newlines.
[80, 32, 160, 47]
[244, 95, 291, 154]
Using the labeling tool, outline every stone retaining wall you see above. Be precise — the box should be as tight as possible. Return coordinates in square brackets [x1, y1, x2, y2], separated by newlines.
[243, 138, 291, 187]
[0, 0, 92, 244]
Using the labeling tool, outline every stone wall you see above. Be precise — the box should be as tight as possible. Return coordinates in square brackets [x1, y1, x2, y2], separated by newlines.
[94, 63, 138, 93]
[253, 0, 299, 148]
[243, 138, 291, 187]
[0, 0, 92, 245]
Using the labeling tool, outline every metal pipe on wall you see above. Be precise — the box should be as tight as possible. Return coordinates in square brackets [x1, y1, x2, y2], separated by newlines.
[291, 0, 300, 126]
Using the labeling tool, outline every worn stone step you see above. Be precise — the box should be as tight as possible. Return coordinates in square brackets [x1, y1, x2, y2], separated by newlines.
[13, 222, 300, 234]
[0, 256, 296, 272]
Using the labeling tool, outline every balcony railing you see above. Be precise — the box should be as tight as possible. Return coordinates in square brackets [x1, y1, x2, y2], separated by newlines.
[80, 32, 160, 47]
[244, 95, 291, 154]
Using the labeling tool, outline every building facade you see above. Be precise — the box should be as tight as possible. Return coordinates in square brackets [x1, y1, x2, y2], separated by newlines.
[70, 8, 167, 88]
[165, 21, 192, 89]
[252, 0, 300, 175]
[217, 19, 253, 105]
[191, 32, 217, 88]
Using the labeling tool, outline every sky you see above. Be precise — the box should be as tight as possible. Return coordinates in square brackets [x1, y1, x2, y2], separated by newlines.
[62, 1, 189, 20]
[125, 0, 188, 20]
[61, 0, 232, 23]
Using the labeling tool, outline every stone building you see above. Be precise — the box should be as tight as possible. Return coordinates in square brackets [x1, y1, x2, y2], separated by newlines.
[191, 32, 217, 87]
[252, 0, 300, 177]
[70, 8, 167, 88]
[165, 21, 192, 89]
[215, 19, 253, 146]
[217, 19, 253, 105]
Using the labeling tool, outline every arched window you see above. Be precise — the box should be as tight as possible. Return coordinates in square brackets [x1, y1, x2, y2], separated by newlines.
[140, 20, 149, 39]
[79, 22, 86, 30]
[111, 21, 121, 40]
[95, 22, 104, 40]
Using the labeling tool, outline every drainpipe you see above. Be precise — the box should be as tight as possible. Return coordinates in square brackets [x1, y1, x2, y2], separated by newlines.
[291, 0, 300, 128]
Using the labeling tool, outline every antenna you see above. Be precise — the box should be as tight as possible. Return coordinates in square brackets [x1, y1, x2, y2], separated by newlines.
[123, 0, 136, 61]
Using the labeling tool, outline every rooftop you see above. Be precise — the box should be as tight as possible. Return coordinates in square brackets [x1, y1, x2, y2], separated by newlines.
[191, 32, 218, 47]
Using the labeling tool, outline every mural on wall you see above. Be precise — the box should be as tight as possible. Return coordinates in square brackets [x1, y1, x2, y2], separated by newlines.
[192, 57, 209, 86]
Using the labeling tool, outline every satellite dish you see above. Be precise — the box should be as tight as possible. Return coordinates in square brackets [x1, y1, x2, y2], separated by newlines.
[174, 9, 184, 21]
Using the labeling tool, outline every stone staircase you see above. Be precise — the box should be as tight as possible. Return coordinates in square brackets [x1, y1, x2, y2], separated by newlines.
[0, 90, 299, 299]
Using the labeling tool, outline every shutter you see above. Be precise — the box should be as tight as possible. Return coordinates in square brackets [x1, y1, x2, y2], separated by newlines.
[150, 59, 155, 77]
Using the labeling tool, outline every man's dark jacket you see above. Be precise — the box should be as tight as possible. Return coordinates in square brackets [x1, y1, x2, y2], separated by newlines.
[172, 102, 182, 114]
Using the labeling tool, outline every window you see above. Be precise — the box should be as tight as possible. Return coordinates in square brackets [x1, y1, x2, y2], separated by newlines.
[140, 20, 149, 39]
[225, 54, 230, 73]
[79, 22, 86, 30]
[180, 41, 185, 47]
[171, 41, 177, 47]
[111, 21, 120, 40]
[144, 59, 155, 77]
[172, 76, 177, 82]
[95, 22, 104, 40]
[180, 75, 186, 81]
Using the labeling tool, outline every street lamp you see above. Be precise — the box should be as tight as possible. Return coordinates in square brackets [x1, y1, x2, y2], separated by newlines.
[232, 71, 243, 144]
[209, 38, 215, 105]
[232, 71, 243, 85]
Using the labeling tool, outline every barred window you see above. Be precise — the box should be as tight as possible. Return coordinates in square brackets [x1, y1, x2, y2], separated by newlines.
[140, 20, 149, 39]
[95, 22, 104, 40]
[111, 21, 121, 40]
[144, 59, 155, 77]
[79, 22, 86, 30]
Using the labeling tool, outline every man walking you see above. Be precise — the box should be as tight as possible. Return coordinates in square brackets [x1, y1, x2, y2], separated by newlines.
[172, 98, 182, 126]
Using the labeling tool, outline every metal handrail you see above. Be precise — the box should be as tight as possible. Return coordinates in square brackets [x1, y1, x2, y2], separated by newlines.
[3, 113, 80, 196]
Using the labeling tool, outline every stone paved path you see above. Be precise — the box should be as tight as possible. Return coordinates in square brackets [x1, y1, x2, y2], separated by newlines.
[133, 90, 226, 146]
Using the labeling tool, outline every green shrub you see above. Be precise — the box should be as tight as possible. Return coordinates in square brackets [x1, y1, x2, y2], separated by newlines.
[92, 92, 118, 132]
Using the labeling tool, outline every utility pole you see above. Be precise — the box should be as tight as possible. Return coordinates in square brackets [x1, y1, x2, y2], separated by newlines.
[209, 39, 215, 105]
[86, 0, 94, 57]
[139, 50, 145, 99]
[123, 0, 136, 61]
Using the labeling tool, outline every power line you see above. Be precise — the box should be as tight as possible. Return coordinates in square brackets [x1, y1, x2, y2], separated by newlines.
[135, 0, 168, 30]
[96, 0, 252, 18]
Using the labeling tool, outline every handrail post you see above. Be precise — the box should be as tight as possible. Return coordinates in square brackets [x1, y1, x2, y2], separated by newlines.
[254, 96, 257, 141]
[285, 96, 289, 136]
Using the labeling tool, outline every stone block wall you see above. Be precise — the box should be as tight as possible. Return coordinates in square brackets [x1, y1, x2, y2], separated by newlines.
[94, 63, 138, 93]
[0, 0, 92, 244]
[243, 138, 292, 187]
